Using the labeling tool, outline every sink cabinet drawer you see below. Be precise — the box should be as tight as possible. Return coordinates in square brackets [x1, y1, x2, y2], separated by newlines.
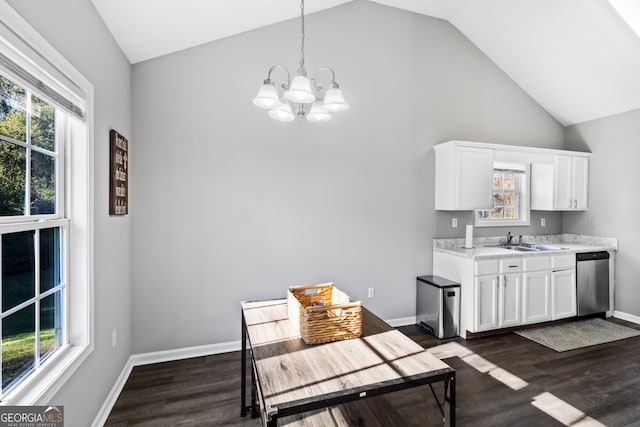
[475, 259, 498, 276]
[523, 256, 552, 272]
[499, 258, 522, 273]
[553, 254, 576, 270]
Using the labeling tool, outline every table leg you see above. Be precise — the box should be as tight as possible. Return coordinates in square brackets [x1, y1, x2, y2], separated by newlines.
[241, 311, 247, 417]
[444, 373, 456, 427]
[251, 362, 259, 418]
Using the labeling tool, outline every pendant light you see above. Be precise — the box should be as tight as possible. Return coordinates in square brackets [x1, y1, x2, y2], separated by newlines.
[252, 0, 349, 122]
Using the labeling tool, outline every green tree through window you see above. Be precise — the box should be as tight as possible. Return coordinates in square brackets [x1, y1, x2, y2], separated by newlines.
[0, 73, 62, 395]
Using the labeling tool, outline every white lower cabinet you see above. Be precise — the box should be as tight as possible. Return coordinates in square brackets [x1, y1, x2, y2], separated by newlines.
[433, 251, 577, 338]
[473, 259, 522, 332]
[474, 274, 498, 331]
[552, 268, 577, 320]
[500, 273, 522, 328]
[522, 270, 551, 323]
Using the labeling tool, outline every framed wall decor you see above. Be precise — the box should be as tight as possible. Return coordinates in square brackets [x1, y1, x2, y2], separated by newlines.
[109, 129, 128, 215]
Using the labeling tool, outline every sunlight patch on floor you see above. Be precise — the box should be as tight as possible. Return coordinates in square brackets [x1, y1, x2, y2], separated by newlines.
[426, 341, 473, 359]
[426, 343, 607, 423]
[461, 353, 496, 373]
[428, 342, 528, 391]
[531, 392, 606, 426]
[488, 367, 529, 391]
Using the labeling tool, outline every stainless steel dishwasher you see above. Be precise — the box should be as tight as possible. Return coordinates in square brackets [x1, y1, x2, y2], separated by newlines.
[576, 251, 610, 316]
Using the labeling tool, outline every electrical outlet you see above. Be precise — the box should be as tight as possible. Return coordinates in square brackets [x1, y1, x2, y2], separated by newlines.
[367, 287, 375, 298]
[452, 218, 458, 228]
[588, 218, 595, 228]
[112, 329, 117, 348]
[541, 217, 546, 227]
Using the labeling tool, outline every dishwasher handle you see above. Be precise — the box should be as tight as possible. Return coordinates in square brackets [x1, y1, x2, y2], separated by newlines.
[576, 251, 609, 262]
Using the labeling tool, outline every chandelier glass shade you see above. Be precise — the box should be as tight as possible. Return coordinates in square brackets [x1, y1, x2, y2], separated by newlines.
[252, 0, 348, 122]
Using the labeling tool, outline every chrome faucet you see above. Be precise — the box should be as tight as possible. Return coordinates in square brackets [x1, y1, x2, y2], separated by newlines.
[506, 231, 513, 245]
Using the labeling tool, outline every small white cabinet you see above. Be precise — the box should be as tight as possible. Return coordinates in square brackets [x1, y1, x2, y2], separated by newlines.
[551, 254, 577, 320]
[522, 256, 552, 324]
[474, 273, 499, 331]
[434, 141, 493, 210]
[473, 259, 522, 332]
[499, 271, 522, 328]
[522, 271, 551, 323]
[531, 155, 589, 211]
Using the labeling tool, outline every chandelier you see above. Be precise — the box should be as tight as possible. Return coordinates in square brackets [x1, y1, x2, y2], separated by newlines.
[252, 0, 349, 122]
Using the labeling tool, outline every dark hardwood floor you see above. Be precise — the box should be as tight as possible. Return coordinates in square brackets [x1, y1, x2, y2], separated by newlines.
[104, 318, 640, 426]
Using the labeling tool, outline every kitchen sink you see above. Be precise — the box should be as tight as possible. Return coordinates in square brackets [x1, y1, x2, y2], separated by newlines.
[529, 244, 570, 251]
[503, 245, 539, 252]
[485, 244, 569, 252]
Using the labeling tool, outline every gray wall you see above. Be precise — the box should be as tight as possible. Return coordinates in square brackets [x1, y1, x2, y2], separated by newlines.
[6, 0, 132, 425]
[435, 211, 563, 239]
[131, 0, 564, 353]
[565, 108, 640, 318]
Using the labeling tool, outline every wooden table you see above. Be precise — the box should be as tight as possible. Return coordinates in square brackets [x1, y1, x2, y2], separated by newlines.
[240, 299, 456, 426]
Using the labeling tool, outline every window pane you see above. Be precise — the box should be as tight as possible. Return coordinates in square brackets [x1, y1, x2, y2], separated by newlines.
[2, 231, 35, 312]
[30, 150, 55, 215]
[503, 174, 516, 190]
[2, 304, 35, 390]
[493, 173, 502, 190]
[488, 207, 503, 218]
[30, 94, 55, 151]
[504, 193, 515, 206]
[493, 192, 504, 206]
[40, 227, 61, 293]
[504, 207, 517, 219]
[40, 291, 62, 360]
[0, 75, 26, 142]
[0, 140, 26, 216]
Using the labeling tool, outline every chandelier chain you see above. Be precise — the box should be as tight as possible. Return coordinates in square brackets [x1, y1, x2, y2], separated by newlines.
[298, 0, 305, 74]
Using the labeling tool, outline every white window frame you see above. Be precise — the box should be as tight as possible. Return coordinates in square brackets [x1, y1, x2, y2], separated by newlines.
[0, 0, 94, 405]
[475, 162, 530, 227]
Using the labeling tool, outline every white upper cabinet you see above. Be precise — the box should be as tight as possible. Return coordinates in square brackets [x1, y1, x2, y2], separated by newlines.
[435, 140, 590, 212]
[531, 155, 589, 211]
[434, 141, 493, 210]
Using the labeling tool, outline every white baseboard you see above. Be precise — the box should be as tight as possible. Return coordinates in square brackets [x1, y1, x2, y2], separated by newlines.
[91, 315, 417, 426]
[385, 316, 417, 328]
[90, 357, 134, 427]
[613, 310, 640, 325]
[130, 341, 242, 366]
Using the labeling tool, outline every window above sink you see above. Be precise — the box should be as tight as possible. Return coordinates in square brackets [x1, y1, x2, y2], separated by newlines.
[475, 162, 530, 228]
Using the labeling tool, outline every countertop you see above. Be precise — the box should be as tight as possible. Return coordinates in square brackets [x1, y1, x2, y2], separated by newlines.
[433, 234, 618, 260]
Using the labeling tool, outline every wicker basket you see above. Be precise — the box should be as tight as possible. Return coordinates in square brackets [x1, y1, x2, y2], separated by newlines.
[287, 283, 362, 345]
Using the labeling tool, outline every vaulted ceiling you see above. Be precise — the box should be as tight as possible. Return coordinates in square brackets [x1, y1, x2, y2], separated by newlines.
[91, 0, 640, 126]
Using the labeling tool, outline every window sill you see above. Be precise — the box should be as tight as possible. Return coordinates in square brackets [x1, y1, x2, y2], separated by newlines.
[475, 218, 531, 228]
[1, 343, 93, 405]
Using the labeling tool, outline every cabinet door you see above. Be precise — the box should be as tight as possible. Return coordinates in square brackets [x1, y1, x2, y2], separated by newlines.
[572, 157, 589, 210]
[552, 269, 577, 320]
[554, 156, 573, 210]
[499, 273, 522, 328]
[522, 271, 551, 323]
[474, 275, 498, 332]
[455, 146, 494, 210]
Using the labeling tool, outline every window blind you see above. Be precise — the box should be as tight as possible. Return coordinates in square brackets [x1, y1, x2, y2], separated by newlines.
[0, 51, 84, 120]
